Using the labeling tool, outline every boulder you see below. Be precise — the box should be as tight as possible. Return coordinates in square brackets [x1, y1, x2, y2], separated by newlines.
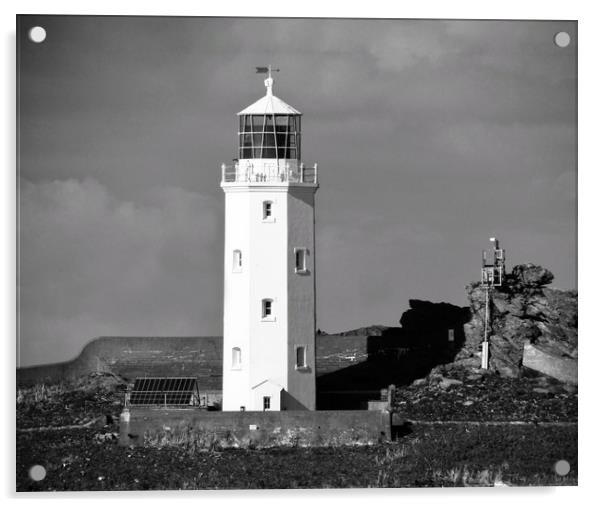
[439, 378, 463, 390]
[508, 263, 554, 289]
[522, 343, 577, 385]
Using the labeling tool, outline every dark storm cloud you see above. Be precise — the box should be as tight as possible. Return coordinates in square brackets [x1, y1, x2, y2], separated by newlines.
[18, 17, 576, 364]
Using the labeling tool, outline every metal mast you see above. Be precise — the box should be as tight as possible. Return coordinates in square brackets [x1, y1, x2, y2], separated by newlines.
[480, 237, 505, 369]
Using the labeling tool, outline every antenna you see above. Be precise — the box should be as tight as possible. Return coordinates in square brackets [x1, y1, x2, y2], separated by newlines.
[479, 237, 506, 369]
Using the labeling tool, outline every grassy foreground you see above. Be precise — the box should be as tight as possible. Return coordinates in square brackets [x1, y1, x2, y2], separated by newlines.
[16, 371, 577, 490]
[17, 423, 576, 490]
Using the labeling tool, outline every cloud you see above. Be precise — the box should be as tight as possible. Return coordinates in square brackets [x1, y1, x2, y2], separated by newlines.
[17, 18, 577, 358]
[18, 178, 222, 366]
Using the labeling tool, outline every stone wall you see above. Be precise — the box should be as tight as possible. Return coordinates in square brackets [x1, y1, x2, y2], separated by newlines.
[119, 408, 391, 448]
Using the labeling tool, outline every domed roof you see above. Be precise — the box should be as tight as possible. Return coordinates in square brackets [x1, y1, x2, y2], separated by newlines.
[237, 76, 301, 116]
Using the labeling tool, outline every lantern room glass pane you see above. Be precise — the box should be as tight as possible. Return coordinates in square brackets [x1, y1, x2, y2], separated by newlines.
[239, 113, 301, 159]
[252, 116, 264, 130]
[275, 115, 288, 132]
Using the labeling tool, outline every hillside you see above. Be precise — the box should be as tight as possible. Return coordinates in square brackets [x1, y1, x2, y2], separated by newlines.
[17, 334, 375, 388]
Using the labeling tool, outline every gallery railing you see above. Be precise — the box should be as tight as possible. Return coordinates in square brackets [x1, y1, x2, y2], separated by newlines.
[221, 161, 318, 185]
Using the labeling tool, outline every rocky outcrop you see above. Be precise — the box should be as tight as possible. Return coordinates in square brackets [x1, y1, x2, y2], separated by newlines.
[399, 300, 471, 348]
[457, 263, 577, 380]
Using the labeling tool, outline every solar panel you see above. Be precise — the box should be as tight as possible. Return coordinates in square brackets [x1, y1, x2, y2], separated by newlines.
[129, 377, 200, 407]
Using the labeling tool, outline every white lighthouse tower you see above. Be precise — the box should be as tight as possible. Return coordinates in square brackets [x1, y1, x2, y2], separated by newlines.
[220, 70, 319, 411]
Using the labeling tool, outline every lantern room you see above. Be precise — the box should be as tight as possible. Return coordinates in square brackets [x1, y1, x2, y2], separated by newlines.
[237, 74, 301, 161]
[238, 114, 300, 160]
[221, 72, 317, 186]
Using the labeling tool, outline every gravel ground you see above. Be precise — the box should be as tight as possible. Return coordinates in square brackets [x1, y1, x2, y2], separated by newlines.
[393, 364, 577, 423]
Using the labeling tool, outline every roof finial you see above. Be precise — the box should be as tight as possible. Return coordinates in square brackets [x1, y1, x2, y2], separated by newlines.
[256, 65, 279, 96]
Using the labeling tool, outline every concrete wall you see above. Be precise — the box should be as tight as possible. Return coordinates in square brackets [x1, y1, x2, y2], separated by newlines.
[120, 408, 390, 448]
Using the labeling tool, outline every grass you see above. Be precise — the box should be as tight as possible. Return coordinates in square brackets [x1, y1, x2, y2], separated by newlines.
[17, 373, 126, 429]
[16, 368, 578, 490]
[16, 423, 577, 490]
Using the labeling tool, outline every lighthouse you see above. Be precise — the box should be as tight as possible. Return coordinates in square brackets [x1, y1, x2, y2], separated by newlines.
[220, 70, 319, 411]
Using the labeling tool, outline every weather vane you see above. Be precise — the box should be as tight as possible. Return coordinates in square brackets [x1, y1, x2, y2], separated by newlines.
[255, 65, 280, 94]
[255, 65, 280, 78]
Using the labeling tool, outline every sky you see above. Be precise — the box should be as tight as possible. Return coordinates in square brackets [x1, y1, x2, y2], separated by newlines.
[17, 16, 577, 366]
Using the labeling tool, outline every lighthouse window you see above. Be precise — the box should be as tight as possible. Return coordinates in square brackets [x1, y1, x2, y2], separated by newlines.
[232, 347, 241, 369]
[263, 201, 273, 220]
[233, 250, 242, 272]
[262, 299, 274, 320]
[263, 396, 271, 410]
[295, 346, 307, 369]
[294, 248, 308, 273]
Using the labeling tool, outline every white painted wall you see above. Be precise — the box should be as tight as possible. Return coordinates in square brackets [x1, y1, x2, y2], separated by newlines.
[222, 161, 318, 411]
[222, 190, 251, 411]
[247, 188, 289, 403]
[286, 188, 317, 409]
[252, 380, 283, 411]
